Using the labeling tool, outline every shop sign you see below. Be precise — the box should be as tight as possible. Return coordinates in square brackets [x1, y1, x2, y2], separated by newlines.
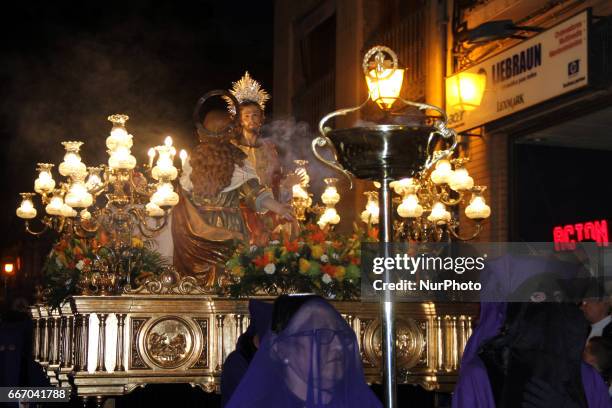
[446, 10, 589, 132]
[553, 219, 609, 251]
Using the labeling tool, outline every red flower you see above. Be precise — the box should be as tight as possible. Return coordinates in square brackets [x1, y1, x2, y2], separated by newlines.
[306, 224, 319, 232]
[310, 230, 326, 244]
[253, 254, 270, 268]
[284, 240, 299, 253]
[350, 257, 360, 265]
[321, 264, 337, 277]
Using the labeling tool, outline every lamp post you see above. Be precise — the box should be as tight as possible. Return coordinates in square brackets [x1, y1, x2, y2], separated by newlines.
[312, 45, 489, 408]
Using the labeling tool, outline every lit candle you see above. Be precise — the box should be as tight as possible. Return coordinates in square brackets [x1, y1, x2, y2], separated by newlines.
[179, 149, 188, 168]
[148, 148, 156, 168]
[164, 136, 173, 147]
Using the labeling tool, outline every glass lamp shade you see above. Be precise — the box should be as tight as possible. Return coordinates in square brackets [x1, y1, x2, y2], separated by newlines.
[293, 160, 310, 186]
[446, 72, 486, 111]
[397, 194, 423, 218]
[65, 181, 93, 208]
[292, 184, 309, 199]
[366, 200, 379, 219]
[323, 207, 340, 225]
[366, 68, 405, 110]
[390, 178, 415, 196]
[427, 202, 451, 225]
[59, 152, 87, 177]
[449, 168, 474, 191]
[362, 191, 379, 224]
[146, 202, 165, 217]
[151, 146, 177, 180]
[85, 167, 103, 191]
[61, 204, 77, 218]
[430, 160, 453, 185]
[34, 164, 56, 194]
[321, 187, 340, 205]
[45, 195, 64, 216]
[108, 148, 137, 170]
[151, 183, 179, 207]
[59, 141, 87, 177]
[16, 194, 37, 219]
[465, 194, 491, 220]
[106, 128, 133, 151]
[321, 178, 340, 205]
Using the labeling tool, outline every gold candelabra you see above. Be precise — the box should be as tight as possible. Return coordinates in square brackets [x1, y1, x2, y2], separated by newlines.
[359, 153, 491, 241]
[16, 114, 186, 253]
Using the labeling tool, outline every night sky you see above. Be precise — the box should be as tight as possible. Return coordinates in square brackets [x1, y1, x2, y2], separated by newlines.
[0, 0, 274, 249]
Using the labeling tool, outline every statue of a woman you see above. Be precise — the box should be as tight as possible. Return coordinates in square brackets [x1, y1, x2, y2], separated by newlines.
[171, 92, 294, 286]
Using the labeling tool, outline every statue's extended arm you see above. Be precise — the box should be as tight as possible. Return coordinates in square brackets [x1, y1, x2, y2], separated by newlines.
[259, 195, 295, 222]
[240, 178, 295, 222]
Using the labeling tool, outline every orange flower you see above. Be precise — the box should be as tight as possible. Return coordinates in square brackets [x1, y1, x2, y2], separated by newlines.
[368, 227, 379, 240]
[253, 254, 270, 268]
[99, 231, 110, 245]
[55, 240, 68, 251]
[284, 240, 299, 253]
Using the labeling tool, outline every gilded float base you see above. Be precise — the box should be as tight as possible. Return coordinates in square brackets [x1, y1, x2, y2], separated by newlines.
[30, 296, 477, 401]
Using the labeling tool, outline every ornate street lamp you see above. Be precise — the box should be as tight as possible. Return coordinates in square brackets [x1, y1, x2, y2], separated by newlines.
[312, 45, 491, 407]
[445, 70, 487, 112]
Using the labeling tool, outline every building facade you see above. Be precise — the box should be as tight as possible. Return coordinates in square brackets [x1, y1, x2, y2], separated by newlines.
[274, 0, 612, 243]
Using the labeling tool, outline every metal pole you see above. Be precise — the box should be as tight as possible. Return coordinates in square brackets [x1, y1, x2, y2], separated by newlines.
[379, 176, 396, 408]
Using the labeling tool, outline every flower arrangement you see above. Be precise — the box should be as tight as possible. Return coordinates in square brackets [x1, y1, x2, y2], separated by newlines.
[223, 223, 378, 299]
[42, 231, 168, 308]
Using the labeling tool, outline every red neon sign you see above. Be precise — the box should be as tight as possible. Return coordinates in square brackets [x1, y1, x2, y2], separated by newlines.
[553, 219, 609, 251]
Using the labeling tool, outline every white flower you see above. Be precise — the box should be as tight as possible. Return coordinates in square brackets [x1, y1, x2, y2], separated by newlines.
[249, 245, 258, 253]
[269, 240, 280, 245]
[76, 260, 85, 271]
[320, 254, 329, 263]
[264, 263, 276, 275]
[55, 258, 63, 267]
[322, 273, 332, 284]
[332, 253, 340, 260]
